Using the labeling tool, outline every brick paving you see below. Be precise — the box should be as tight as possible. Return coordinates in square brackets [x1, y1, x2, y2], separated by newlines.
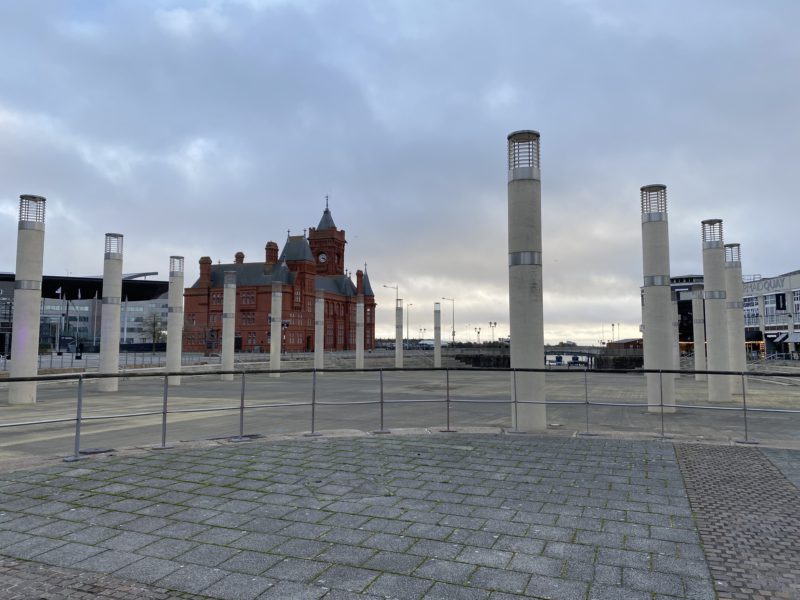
[0, 434, 716, 599]
[676, 444, 800, 600]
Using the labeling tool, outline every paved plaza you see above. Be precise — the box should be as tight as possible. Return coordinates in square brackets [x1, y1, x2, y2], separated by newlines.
[1, 431, 799, 599]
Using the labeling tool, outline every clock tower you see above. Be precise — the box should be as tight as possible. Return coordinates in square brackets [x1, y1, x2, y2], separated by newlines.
[308, 200, 346, 276]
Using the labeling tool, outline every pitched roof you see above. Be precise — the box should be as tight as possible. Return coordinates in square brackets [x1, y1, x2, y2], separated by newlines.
[279, 235, 314, 262]
[317, 207, 336, 231]
[315, 274, 357, 296]
[362, 270, 374, 296]
[192, 261, 296, 288]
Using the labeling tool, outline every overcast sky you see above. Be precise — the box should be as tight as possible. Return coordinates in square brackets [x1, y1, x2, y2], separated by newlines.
[1, 0, 798, 344]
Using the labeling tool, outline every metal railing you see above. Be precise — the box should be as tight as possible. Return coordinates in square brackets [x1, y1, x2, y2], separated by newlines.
[1, 366, 799, 463]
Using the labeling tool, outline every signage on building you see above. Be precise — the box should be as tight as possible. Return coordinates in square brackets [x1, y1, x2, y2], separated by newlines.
[743, 277, 787, 294]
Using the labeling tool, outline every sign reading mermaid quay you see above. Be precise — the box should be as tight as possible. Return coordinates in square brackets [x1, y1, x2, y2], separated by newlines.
[744, 277, 787, 295]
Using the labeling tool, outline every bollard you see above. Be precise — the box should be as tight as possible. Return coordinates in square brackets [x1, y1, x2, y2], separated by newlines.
[64, 376, 85, 462]
[440, 369, 456, 432]
[374, 369, 390, 434]
[304, 369, 322, 437]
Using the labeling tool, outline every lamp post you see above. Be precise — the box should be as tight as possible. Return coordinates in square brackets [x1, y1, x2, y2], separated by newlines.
[383, 284, 398, 303]
[488, 321, 497, 342]
[475, 327, 481, 344]
[406, 303, 413, 349]
[442, 297, 455, 344]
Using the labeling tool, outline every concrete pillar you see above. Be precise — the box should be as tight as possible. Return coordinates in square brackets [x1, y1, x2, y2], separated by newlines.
[507, 130, 546, 430]
[395, 299, 403, 368]
[99, 233, 123, 393]
[221, 271, 236, 382]
[166, 256, 184, 386]
[356, 298, 365, 370]
[640, 184, 675, 412]
[702, 219, 731, 403]
[725, 243, 747, 395]
[270, 283, 282, 375]
[434, 302, 442, 368]
[690, 288, 707, 381]
[315, 289, 324, 371]
[8, 195, 46, 405]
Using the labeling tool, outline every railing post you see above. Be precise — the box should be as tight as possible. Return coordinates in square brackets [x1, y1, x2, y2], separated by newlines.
[738, 372, 758, 444]
[374, 369, 390, 434]
[659, 370, 665, 439]
[578, 366, 597, 437]
[232, 371, 248, 442]
[152, 375, 174, 450]
[440, 368, 456, 432]
[508, 369, 523, 434]
[64, 375, 84, 462]
[305, 369, 322, 437]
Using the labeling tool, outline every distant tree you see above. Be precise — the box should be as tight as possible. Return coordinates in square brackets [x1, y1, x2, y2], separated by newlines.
[556, 340, 577, 347]
[142, 312, 166, 352]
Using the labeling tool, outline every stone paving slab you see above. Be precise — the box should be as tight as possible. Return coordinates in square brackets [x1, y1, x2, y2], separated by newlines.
[676, 444, 800, 600]
[0, 433, 718, 599]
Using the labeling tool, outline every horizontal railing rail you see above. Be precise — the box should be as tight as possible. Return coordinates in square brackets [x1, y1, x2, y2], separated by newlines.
[1, 365, 798, 462]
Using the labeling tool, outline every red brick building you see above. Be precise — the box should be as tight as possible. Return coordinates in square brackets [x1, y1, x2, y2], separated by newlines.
[183, 206, 376, 353]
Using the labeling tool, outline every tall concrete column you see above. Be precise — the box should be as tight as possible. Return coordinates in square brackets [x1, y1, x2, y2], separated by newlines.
[99, 234, 123, 393]
[640, 185, 675, 412]
[315, 290, 324, 371]
[434, 302, 442, 368]
[508, 130, 546, 430]
[702, 219, 731, 403]
[690, 288, 707, 381]
[270, 283, 282, 375]
[395, 299, 403, 368]
[8, 195, 46, 405]
[725, 243, 747, 395]
[356, 298, 365, 370]
[221, 271, 236, 382]
[166, 256, 184, 386]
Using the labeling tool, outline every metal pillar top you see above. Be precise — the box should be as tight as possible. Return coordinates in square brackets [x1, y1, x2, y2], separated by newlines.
[19, 195, 46, 223]
[170, 256, 185, 274]
[640, 184, 667, 213]
[702, 219, 723, 248]
[724, 243, 741, 264]
[507, 130, 540, 170]
[104, 233, 124, 255]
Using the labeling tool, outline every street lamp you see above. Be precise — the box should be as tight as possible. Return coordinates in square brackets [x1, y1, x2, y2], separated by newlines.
[406, 303, 413, 348]
[442, 297, 455, 344]
[488, 321, 497, 342]
[382, 284, 398, 303]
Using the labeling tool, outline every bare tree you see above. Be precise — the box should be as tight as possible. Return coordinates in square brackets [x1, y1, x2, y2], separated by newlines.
[142, 312, 166, 352]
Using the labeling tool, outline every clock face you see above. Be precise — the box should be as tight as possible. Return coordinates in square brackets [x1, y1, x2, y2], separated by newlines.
[318, 253, 327, 263]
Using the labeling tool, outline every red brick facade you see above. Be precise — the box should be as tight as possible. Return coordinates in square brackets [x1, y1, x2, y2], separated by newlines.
[182, 208, 376, 354]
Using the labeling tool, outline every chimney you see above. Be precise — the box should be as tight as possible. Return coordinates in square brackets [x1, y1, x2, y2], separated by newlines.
[199, 256, 212, 287]
[265, 241, 279, 266]
[235, 251, 245, 264]
[356, 269, 364, 295]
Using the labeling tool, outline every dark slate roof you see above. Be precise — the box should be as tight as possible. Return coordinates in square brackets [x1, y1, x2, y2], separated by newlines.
[279, 235, 314, 262]
[363, 270, 374, 296]
[316, 275, 357, 296]
[317, 207, 336, 231]
[194, 261, 295, 288]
